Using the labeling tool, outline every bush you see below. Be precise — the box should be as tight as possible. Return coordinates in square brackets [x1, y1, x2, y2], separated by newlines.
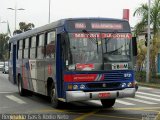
[135, 71, 146, 82]
[135, 71, 160, 84]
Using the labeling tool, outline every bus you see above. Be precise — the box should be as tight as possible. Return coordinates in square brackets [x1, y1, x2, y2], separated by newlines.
[9, 18, 137, 108]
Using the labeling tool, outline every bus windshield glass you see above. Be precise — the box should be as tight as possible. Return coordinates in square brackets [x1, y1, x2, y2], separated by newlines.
[102, 33, 131, 62]
[67, 32, 132, 71]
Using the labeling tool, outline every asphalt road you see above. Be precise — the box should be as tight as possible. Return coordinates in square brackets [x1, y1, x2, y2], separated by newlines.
[0, 73, 160, 120]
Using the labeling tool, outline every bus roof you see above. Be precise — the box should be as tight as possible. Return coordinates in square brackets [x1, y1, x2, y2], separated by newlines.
[9, 17, 129, 42]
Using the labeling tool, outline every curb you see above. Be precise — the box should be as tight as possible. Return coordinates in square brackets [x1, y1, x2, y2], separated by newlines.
[138, 82, 160, 89]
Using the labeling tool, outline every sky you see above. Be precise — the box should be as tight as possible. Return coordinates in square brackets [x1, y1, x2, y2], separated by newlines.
[0, 0, 147, 34]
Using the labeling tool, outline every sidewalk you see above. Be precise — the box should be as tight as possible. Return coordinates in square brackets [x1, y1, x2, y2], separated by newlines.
[138, 82, 160, 89]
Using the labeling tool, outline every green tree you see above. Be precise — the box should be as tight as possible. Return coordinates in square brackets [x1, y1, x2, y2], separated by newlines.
[133, 0, 160, 76]
[133, 0, 160, 35]
[0, 33, 10, 61]
[13, 22, 35, 35]
[136, 39, 147, 71]
[19, 22, 35, 32]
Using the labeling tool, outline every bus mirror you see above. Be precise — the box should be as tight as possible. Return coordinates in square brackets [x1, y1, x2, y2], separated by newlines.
[66, 60, 69, 66]
[132, 37, 137, 56]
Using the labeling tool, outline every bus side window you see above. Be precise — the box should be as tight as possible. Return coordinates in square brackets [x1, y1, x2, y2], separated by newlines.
[37, 34, 45, 59]
[30, 36, 36, 59]
[46, 31, 56, 58]
[18, 40, 23, 59]
[24, 38, 29, 58]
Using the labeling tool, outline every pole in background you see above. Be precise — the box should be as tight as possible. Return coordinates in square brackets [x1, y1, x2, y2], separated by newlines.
[7, 6, 25, 31]
[146, 0, 151, 83]
[48, 0, 51, 23]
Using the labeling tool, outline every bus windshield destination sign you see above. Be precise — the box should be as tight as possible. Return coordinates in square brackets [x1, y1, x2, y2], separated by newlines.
[91, 23, 123, 29]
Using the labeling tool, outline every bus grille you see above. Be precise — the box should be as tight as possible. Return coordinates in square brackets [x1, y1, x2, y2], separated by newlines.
[86, 82, 121, 89]
[104, 72, 125, 81]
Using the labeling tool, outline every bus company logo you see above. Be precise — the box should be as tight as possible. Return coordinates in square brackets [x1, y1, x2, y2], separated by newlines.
[112, 63, 128, 70]
[91, 23, 123, 29]
[74, 33, 100, 38]
[75, 23, 86, 29]
[102, 33, 132, 39]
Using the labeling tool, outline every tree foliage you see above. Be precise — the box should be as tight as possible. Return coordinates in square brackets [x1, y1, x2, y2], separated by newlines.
[133, 0, 160, 76]
[0, 33, 10, 61]
[136, 39, 147, 71]
[133, 0, 160, 35]
[13, 22, 35, 35]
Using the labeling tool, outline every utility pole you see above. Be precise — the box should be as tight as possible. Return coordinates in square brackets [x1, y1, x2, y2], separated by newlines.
[7, 5, 25, 30]
[146, 0, 151, 83]
[48, 0, 51, 23]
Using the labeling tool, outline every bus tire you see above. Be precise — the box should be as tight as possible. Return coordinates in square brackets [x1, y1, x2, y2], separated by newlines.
[18, 75, 27, 96]
[49, 82, 62, 108]
[101, 99, 116, 108]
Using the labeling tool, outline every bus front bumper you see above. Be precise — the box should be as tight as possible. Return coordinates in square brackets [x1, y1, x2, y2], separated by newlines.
[66, 88, 135, 102]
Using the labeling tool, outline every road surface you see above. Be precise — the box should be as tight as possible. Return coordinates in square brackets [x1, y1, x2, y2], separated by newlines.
[0, 73, 160, 120]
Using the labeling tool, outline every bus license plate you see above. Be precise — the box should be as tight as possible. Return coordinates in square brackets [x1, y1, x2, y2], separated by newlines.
[98, 93, 110, 98]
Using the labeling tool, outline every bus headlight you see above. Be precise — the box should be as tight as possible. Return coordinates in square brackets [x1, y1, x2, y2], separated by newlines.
[127, 82, 132, 87]
[121, 83, 126, 88]
[80, 84, 85, 89]
[73, 85, 78, 90]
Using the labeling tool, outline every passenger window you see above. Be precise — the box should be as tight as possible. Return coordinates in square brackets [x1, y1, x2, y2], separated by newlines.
[25, 38, 29, 48]
[24, 38, 29, 58]
[18, 40, 23, 59]
[47, 31, 55, 44]
[46, 31, 56, 58]
[39, 34, 44, 47]
[30, 36, 36, 59]
[37, 34, 45, 59]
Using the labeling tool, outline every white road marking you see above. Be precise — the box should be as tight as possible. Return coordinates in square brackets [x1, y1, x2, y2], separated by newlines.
[139, 86, 153, 90]
[0, 92, 15, 94]
[116, 99, 135, 105]
[152, 91, 160, 94]
[6, 95, 26, 104]
[137, 91, 160, 98]
[125, 98, 157, 105]
[136, 95, 160, 102]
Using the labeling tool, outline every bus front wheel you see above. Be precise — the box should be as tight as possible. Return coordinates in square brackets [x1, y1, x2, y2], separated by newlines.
[49, 83, 62, 108]
[101, 99, 116, 108]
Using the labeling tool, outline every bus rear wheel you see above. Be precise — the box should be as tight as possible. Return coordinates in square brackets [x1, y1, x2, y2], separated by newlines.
[101, 99, 116, 108]
[50, 83, 62, 108]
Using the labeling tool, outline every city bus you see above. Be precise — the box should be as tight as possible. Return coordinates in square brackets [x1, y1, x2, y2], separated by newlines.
[9, 18, 137, 108]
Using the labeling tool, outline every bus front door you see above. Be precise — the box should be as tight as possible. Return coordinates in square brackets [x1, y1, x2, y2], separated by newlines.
[13, 44, 17, 84]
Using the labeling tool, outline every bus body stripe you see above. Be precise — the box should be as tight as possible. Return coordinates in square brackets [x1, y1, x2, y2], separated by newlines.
[64, 74, 98, 82]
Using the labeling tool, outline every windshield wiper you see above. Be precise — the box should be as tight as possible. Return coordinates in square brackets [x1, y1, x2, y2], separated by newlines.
[104, 30, 118, 53]
[106, 46, 123, 55]
[82, 29, 99, 53]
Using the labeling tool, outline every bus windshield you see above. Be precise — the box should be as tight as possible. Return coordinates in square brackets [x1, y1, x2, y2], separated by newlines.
[102, 36, 131, 62]
[67, 32, 131, 70]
